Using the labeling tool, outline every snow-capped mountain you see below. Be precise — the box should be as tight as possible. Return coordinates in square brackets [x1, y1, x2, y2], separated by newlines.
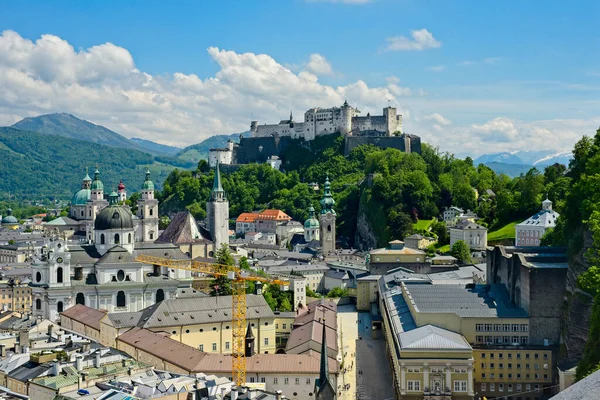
[474, 149, 572, 167]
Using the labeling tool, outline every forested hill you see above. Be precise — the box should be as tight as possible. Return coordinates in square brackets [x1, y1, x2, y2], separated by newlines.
[0, 127, 176, 199]
[159, 133, 571, 249]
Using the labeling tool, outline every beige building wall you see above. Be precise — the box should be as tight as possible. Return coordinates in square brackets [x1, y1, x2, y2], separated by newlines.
[357, 280, 378, 311]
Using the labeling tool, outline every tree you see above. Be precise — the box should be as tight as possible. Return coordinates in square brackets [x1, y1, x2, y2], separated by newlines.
[197, 159, 210, 173]
[210, 244, 234, 296]
[306, 287, 322, 298]
[431, 221, 449, 245]
[451, 240, 471, 264]
[159, 215, 171, 230]
[280, 297, 292, 312]
[326, 287, 349, 298]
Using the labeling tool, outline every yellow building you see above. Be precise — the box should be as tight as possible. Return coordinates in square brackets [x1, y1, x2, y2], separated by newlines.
[0, 280, 32, 313]
[369, 240, 428, 275]
[357, 275, 380, 311]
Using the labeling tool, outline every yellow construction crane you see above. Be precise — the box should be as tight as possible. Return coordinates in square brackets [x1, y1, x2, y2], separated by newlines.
[135, 254, 289, 386]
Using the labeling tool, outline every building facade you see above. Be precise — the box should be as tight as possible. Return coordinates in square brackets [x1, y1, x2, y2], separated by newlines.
[515, 198, 559, 247]
[449, 221, 488, 250]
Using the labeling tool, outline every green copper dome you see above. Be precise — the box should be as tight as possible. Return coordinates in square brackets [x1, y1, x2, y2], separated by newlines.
[319, 175, 336, 215]
[94, 204, 134, 230]
[304, 205, 320, 228]
[142, 169, 154, 190]
[90, 168, 104, 190]
[71, 188, 91, 205]
[2, 209, 18, 225]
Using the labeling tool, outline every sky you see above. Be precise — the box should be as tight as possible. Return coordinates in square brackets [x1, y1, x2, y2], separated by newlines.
[0, 0, 599, 157]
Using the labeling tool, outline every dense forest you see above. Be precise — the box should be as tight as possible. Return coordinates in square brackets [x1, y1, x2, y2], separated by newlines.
[158, 133, 570, 248]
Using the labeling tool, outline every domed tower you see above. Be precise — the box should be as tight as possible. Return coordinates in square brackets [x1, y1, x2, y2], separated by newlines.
[70, 170, 92, 220]
[95, 191, 135, 255]
[136, 169, 159, 242]
[304, 205, 320, 242]
[206, 163, 229, 249]
[117, 180, 127, 203]
[1, 209, 19, 230]
[85, 168, 109, 242]
[319, 175, 336, 256]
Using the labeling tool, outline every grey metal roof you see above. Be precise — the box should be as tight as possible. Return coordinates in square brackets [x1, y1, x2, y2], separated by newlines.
[404, 283, 528, 318]
[399, 325, 472, 350]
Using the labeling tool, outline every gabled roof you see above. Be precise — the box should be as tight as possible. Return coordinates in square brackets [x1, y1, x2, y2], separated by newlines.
[61, 304, 107, 330]
[96, 246, 137, 265]
[451, 220, 487, 231]
[256, 210, 292, 221]
[156, 211, 210, 244]
[398, 325, 472, 350]
[45, 216, 79, 226]
[236, 213, 260, 223]
[517, 209, 560, 229]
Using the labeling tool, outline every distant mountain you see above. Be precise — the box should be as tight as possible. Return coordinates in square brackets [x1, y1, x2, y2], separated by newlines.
[0, 127, 183, 199]
[11, 113, 140, 151]
[481, 162, 535, 178]
[474, 149, 572, 167]
[177, 131, 251, 163]
[130, 137, 181, 156]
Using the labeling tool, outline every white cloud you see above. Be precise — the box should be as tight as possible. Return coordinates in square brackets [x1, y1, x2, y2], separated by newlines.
[427, 65, 446, 72]
[306, 54, 333, 75]
[424, 113, 452, 126]
[458, 57, 502, 66]
[385, 29, 442, 52]
[471, 117, 518, 141]
[0, 30, 414, 147]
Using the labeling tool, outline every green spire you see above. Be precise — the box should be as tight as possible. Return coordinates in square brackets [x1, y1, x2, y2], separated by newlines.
[90, 167, 104, 191]
[210, 163, 225, 201]
[83, 167, 91, 182]
[142, 169, 154, 190]
[108, 190, 118, 205]
[319, 174, 335, 215]
[316, 313, 332, 395]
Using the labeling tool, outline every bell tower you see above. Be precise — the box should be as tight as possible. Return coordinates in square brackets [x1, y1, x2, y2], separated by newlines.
[319, 175, 336, 256]
[206, 163, 229, 249]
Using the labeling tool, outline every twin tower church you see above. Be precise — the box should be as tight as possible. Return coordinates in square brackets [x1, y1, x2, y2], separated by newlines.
[32, 165, 337, 322]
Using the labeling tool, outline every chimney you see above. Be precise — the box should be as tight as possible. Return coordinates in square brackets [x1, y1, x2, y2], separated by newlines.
[75, 355, 83, 372]
[47, 325, 54, 343]
[0, 345, 5, 358]
[19, 330, 29, 348]
[276, 390, 283, 400]
[230, 386, 238, 400]
[95, 352, 102, 368]
[14, 344, 20, 354]
[52, 362, 62, 376]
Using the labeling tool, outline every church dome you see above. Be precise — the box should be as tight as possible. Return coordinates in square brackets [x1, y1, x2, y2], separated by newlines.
[304, 206, 320, 228]
[2, 209, 18, 224]
[71, 188, 91, 205]
[94, 204, 134, 231]
[90, 168, 104, 190]
[141, 169, 154, 190]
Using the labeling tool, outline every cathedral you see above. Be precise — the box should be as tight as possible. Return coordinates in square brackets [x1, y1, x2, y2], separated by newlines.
[32, 170, 192, 321]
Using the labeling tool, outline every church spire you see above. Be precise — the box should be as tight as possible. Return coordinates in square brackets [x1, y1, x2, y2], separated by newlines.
[315, 313, 335, 399]
[210, 162, 225, 201]
[319, 175, 336, 215]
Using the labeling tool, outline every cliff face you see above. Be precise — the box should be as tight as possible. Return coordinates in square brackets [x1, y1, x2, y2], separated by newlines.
[354, 213, 378, 251]
[560, 228, 594, 363]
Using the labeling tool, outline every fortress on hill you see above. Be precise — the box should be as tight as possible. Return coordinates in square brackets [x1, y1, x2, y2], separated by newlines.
[209, 101, 421, 168]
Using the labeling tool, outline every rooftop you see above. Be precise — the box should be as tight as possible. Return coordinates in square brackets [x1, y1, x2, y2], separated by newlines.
[60, 304, 107, 331]
[399, 325, 472, 351]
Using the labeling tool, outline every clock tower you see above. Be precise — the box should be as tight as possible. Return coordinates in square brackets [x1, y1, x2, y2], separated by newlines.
[319, 175, 336, 256]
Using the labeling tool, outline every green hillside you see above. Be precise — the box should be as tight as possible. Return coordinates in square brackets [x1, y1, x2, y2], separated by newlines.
[0, 127, 177, 199]
[12, 113, 140, 150]
[177, 131, 251, 163]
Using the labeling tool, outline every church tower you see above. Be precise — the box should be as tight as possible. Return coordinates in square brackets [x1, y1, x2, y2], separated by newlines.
[314, 315, 336, 399]
[304, 205, 320, 242]
[136, 170, 159, 242]
[117, 180, 127, 203]
[206, 163, 229, 249]
[85, 168, 108, 242]
[319, 175, 336, 256]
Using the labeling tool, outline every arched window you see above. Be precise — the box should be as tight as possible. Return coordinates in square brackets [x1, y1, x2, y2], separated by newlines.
[117, 291, 126, 307]
[76, 293, 85, 305]
[156, 289, 165, 303]
[149, 208, 153, 216]
[100, 234, 105, 245]
[81, 210, 84, 217]
[128, 233, 132, 243]
[57, 301, 63, 313]
[117, 270, 125, 282]
[327, 225, 332, 232]
[114, 233, 120, 244]
[56, 267, 63, 283]
[36, 299, 41, 310]
[36, 271, 42, 282]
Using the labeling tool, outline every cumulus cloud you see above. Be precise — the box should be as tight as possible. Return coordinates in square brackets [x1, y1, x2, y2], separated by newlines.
[424, 113, 452, 126]
[385, 29, 442, 52]
[0, 30, 415, 146]
[306, 54, 333, 75]
[471, 117, 519, 142]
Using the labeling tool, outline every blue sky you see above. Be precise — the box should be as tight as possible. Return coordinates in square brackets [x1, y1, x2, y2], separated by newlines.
[0, 0, 599, 156]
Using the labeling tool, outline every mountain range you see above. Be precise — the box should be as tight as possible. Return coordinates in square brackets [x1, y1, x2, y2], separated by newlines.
[474, 149, 572, 167]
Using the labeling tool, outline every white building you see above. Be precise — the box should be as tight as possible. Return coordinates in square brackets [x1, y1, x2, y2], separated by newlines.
[266, 155, 282, 170]
[31, 193, 192, 322]
[515, 198, 559, 247]
[206, 163, 229, 249]
[208, 140, 234, 168]
[449, 220, 488, 251]
[250, 101, 402, 141]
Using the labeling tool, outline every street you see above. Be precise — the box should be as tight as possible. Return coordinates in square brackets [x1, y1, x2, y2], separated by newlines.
[337, 304, 395, 400]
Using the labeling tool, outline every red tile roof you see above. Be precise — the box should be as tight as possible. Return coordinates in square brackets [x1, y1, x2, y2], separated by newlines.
[236, 213, 260, 223]
[256, 210, 292, 221]
[60, 304, 107, 331]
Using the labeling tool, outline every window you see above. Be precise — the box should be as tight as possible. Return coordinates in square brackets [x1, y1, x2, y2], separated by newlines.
[490, 383, 495, 391]
[57, 301, 63, 313]
[508, 373, 512, 379]
[36, 272, 42, 282]
[76, 292, 85, 305]
[116, 291, 126, 307]
[156, 289, 164, 303]
[407, 381, 420, 391]
[534, 353, 539, 359]
[521, 336, 529, 345]
[150, 208, 153, 216]
[476, 336, 484, 344]
[481, 383, 486, 391]
[490, 373, 495, 379]
[498, 383, 504, 392]
[212, 343, 217, 351]
[494, 324, 502, 332]
[485, 324, 493, 332]
[525, 384, 531, 391]
[482, 373, 486, 378]
[499, 363, 504, 369]
[526, 353, 530, 359]
[481, 353, 486, 359]
[273, 378, 278, 384]
[276, 324, 279, 329]
[295, 378, 300, 385]
[481, 362, 486, 369]
[454, 381, 468, 392]
[284, 378, 289, 385]
[499, 353, 504, 359]
[250, 377, 255, 383]
[101, 234, 105, 244]
[114, 233, 120, 244]
[508, 363, 512, 369]
[261, 377, 266, 383]
[517, 353, 522, 359]
[283, 323, 287, 329]
[508, 353, 513, 359]
[150, 233, 154, 240]
[521, 324, 528, 332]
[535, 373, 540, 379]
[490, 363, 495, 369]
[544, 353, 549, 360]
[516, 384, 522, 391]
[517, 373, 521, 379]
[225, 342, 230, 350]
[534, 384, 540, 391]
[490, 353, 495, 359]
[499, 373, 504, 379]
[128, 233, 132, 243]
[306, 378, 311, 384]
[117, 270, 125, 282]
[503, 324, 511, 332]
[56, 267, 63, 283]
[264, 338, 269, 346]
